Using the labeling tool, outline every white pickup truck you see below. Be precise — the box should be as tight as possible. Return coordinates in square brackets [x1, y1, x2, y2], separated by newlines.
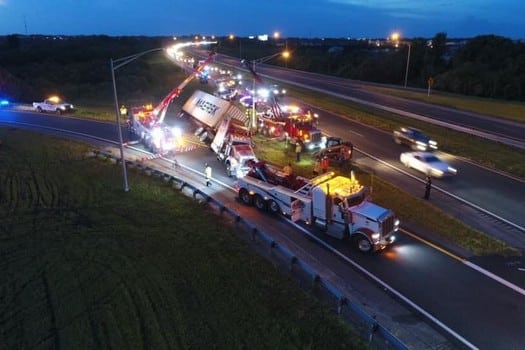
[33, 97, 74, 114]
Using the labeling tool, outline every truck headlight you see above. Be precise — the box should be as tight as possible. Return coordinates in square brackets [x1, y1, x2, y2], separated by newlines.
[371, 233, 380, 241]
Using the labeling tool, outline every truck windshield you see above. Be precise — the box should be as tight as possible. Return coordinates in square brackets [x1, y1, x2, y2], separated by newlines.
[344, 191, 366, 207]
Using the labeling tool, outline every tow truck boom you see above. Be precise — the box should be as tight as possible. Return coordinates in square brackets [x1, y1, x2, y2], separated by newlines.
[154, 51, 216, 124]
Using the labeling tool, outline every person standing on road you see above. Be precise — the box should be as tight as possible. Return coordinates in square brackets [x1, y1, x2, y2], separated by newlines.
[424, 175, 432, 200]
[205, 163, 212, 187]
[313, 157, 321, 176]
[295, 140, 302, 162]
[321, 156, 329, 174]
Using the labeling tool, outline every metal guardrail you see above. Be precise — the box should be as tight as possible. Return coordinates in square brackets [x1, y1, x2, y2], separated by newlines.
[93, 149, 408, 349]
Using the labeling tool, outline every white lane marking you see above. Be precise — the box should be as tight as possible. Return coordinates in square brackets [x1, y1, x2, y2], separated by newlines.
[464, 261, 525, 296]
[405, 229, 525, 297]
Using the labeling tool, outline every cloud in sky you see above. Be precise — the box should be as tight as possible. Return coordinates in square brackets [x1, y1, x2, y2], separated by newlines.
[0, 0, 523, 39]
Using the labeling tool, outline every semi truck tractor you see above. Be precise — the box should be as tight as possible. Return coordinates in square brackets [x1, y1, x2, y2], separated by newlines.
[211, 116, 258, 178]
[180, 90, 255, 177]
[235, 162, 398, 253]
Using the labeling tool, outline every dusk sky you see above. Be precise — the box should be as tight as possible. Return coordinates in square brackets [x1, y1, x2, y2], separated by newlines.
[1, 0, 523, 39]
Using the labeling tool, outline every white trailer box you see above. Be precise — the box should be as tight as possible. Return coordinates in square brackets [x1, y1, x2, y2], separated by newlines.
[182, 90, 248, 130]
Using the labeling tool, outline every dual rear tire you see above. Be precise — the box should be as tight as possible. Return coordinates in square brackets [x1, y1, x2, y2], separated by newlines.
[238, 188, 280, 215]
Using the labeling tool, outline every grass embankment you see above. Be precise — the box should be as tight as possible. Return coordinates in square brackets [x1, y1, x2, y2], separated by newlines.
[363, 86, 525, 124]
[69, 62, 218, 124]
[0, 128, 364, 349]
[253, 135, 519, 257]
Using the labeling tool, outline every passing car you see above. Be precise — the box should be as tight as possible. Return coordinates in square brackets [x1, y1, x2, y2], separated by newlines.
[393, 127, 437, 151]
[400, 151, 457, 178]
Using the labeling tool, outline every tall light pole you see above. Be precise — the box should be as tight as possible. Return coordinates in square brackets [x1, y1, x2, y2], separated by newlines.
[110, 47, 165, 192]
[229, 34, 241, 59]
[404, 43, 411, 88]
[244, 51, 289, 132]
[390, 32, 411, 88]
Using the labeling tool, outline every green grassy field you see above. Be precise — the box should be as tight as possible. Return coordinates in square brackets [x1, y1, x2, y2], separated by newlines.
[0, 128, 366, 349]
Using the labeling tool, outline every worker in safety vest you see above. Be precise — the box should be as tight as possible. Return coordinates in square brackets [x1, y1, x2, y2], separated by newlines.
[120, 104, 128, 116]
[205, 163, 212, 187]
[295, 140, 302, 162]
[321, 156, 329, 173]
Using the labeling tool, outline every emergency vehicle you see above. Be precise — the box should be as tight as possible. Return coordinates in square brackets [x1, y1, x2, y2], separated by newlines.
[236, 162, 398, 253]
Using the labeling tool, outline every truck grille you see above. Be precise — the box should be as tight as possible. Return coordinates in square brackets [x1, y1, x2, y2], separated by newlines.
[381, 214, 395, 237]
[310, 131, 322, 143]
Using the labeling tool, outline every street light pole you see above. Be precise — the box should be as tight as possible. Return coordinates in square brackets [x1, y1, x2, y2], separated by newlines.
[110, 58, 129, 192]
[246, 51, 290, 132]
[404, 43, 411, 88]
[110, 47, 164, 192]
[251, 60, 256, 132]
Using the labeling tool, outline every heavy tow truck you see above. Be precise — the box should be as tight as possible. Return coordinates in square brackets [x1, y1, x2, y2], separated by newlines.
[127, 51, 216, 154]
[235, 161, 398, 253]
[258, 105, 324, 150]
[241, 59, 323, 149]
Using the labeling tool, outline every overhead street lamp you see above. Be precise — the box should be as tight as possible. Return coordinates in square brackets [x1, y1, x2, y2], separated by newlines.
[110, 47, 165, 192]
[244, 51, 290, 132]
[229, 34, 242, 59]
[390, 32, 411, 88]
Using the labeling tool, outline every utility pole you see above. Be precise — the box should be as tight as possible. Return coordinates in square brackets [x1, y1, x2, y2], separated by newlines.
[404, 43, 411, 88]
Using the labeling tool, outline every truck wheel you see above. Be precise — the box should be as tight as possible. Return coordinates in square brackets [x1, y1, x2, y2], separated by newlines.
[55, 109, 62, 115]
[268, 200, 280, 215]
[254, 195, 266, 211]
[354, 234, 373, 254]
[225, 163, 232, 177]
[37, 107, 43, 113]
[394, 137, 401, 145]
[239, 188, 252, 205]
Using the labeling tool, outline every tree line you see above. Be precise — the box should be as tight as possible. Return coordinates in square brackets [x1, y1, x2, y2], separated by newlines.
[1, 33, 524, 103]
[223, 33, 525, 101]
